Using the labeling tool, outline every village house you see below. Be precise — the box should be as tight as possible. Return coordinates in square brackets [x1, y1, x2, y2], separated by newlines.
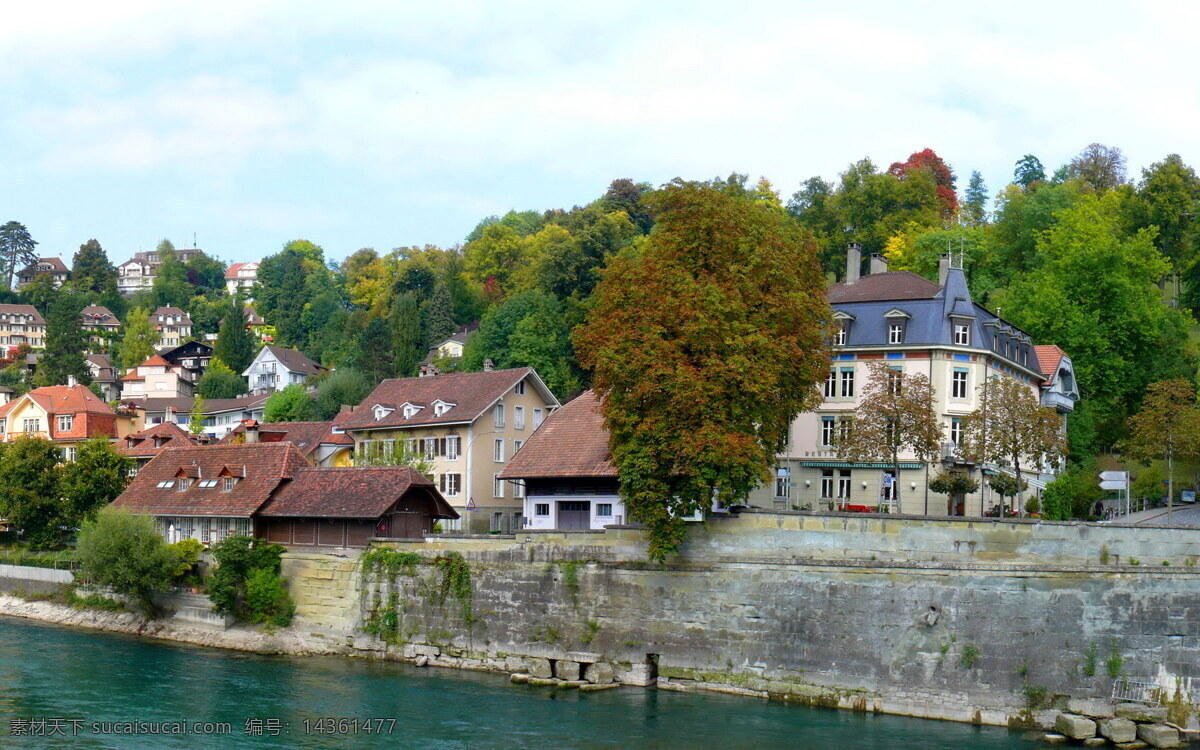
[134, 394, 268, 439]
[500, 390, 623, 530]
[121, 354, 194, 399]
[16, 257, 69, 289]
[0, 385, 132, 460]
[158, 340, 213, 386]
[117, 248, 206, 294]
[87, 353, 122, 401]
[224, 262, 259, 299]
[151, 307, 193, 348]
[117, 421, 198, 474]
[219, 417, 354, 467]
[110, 442, 456, 547]
[753, 246, 1079, 516]
[422, 323, 478, 366]
[0, 304, 46, 352]
[242, 345, 325, 394]
[340, 367, 560, 533]
[80, 305, 121, 347]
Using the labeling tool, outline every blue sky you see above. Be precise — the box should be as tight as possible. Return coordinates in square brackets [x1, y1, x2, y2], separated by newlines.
[2, 1, 1198, 266]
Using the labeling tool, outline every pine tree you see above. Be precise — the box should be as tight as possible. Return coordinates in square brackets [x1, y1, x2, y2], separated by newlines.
[35, 297, 91, 387]
[152, 241, 191, 307]
[962, 171, 989, 226]
[390, 292, 423, 378]
[119, 308, 158, 370]
[72, 239, 117, 295]
[0, 221, 37, 290]
[354, 317, 394, 384]
[424, 282, 458, 347]
[214, 297, 255, 374]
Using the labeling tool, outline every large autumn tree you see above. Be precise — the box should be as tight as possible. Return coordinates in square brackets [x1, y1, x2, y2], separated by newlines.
[1122, 379, 1200, 522]
[575, 180, 830, 559]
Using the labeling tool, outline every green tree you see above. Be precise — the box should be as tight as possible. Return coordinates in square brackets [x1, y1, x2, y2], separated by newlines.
[1066, 143, 1127, 192]
[0, 436, 67, 548]
[263, 383, 314, 422]
[1041, 461, 1103, 520]
[424, 282, 458, 347]
[464, 223, 529, 295]
[354, 437, 434, 475]
[60, 438, 134, 521]
[118, 308, 158, 370]
[834, 362, 942, 514]
[72, 239, 118, 295]
[35, 296, 91, 387]
[1134, 154, 1200, 268]
[312, 368, 372, 420]
[76, 508, 178, 616]
[152, 241, 191, 306]
[197, 358, 247, 399]
[0, 221, 37, 290]
[214, 296, 255, 373]
[1122, 379, 1200, 522]
[575, 181, 831, 559]
[189, 396, 207, 435]
[962, 171, 989, 226]
[19, 273, 58, 314]
[389, 291, 423, 378]
[507, 305, 577, 396]
[1012, 155, 1046, 188]
[186, 295, 223, 340]
[184, 252, 225, 293]
[206, 535, 291, 622]
[352, 317, 395, 384]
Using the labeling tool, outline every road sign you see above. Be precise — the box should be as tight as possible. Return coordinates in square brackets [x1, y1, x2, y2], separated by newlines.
[465, 497, 476, 510]
[1099, 480, 1128, 490]
[1098, 471, 1128, 481]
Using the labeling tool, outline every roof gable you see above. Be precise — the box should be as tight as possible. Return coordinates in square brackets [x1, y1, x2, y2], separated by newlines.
[500, 390, 615, 480]
[258, 466, 457, 520]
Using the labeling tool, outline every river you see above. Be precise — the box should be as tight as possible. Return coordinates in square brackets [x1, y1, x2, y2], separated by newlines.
[0, 616, 1041, 749]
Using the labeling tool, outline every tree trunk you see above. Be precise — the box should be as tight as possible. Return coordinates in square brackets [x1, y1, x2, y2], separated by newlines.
[1167, 433, 1174, 523]
[892, 449, 901, 514]
[1013, 454, 1023, 518]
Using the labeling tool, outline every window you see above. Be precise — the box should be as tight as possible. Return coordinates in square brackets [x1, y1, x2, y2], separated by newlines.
[839, 368, 855, 398]
[423, 438, 437, 460]
[492, 403, 505, 428]
[61, 446, 77, 462]
[445, 435, 460, 460]
[838, 470, 852, 499]
[954, 324, 970, 346]
[835, 321, 849, 346]
[952, 369, 969, 399]
[372, 405, 392, 421]
[514, 406, 525, 430]
[775, 469, 790, 498]
[197, 479, 217, 488]
[513, 439, 524, 455]
[823, 370, 837, 399]
[820, 417, 835, 447]
[493, 438, 505, 462]
[513, 480, 525, 499]
[440, 472, 461, 497]
[177, 478, 191, 492]
[886, 367, 903, 396]
[222, 477, 238, 492]
[533, 408, 544, 428]
[881, 470, 896, 502]
[514, 380, 526, 396]
[493, 473, 504, 498]
[57, 415, 73, 432]
[22, 418, 38, 432]
[950, 418, 962, 446]
[820, 469, 834, 498]
[597, 503, 613, 517]
[403, 404, 421, 418]
[888, 323, 905, 345]
[0, 418, 5, 433]
[535, 503, 550, 517]
[156, 480, 175, 489]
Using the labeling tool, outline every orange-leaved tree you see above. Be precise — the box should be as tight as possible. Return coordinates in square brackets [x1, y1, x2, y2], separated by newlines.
[1122, 378, 1200, 522]
[574, 180, 831, 559]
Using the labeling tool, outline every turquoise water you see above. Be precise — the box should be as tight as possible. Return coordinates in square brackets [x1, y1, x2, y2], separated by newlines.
[0, 615, 1039, 749]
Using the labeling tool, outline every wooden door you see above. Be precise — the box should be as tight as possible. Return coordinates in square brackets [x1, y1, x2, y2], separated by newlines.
[557, 501, 591, 530]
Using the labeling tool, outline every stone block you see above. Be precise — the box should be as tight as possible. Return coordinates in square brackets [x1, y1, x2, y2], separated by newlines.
[1082, 739, 1107, 747]
[554, 660, 582, 681]
[584, 662, 615, 684]
[1069, 698, 1115, 718]
[1114, 741, 1149, 749]
[1136, 723, 1180, 749]
[1098, 717, 1137, 744]
[1040, 734, 1067, 744]
[1115, 704, 1169, 723]
[528, 677, 559, 687]
[616, 662, 654, 687]
[410, 644, 440, 658]
[1055, 713, 1097, 740]
[504, 656, 531, 673]
[510, 673, 530, 684]
[528, 658, 553, 679]
[565, 651, 601, 664]
[580, 682, 621, 692]
[558, 680, 588, 689]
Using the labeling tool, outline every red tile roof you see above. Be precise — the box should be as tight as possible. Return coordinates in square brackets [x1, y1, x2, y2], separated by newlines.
[118, 422, 197, 459]
[111, 443, 310, 517]
[1033, 345, 1066, 387]
[259, 466, 458, 520]
[341, 368, 544, 431]
[225, 262, 248, 279]
[500, 390, 616, 479]
[0, 385, 116, 419]
[826, 271, 942, 304]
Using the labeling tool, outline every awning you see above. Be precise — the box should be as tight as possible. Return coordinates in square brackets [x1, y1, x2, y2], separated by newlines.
[799, 461, 924, 470]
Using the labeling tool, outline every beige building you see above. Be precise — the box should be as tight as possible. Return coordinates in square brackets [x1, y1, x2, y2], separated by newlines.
[121, 354, 195, 399]
[0, 304, 46, 351]
[152, 306, 193, 348]
[340, 367, 559, 533]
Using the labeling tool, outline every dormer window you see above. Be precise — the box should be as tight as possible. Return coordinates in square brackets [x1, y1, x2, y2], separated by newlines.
[432, 400, 456, 417]
[372, 405, 394, 421]
[177, 478, 191, 492]
[832, 312, 855, 347]
[888, 323, 905, 345]
[514, 380, 526, 396]
[402, 403, 423, 419]
[954, 323, 971, 346]
[222, 476, 238, 492]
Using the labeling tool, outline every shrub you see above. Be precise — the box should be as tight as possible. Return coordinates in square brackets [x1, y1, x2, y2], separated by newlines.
[206, 535, 290, 624]
[244, 568, 295, 626]
[168, 538, 205, 581]
[76, 508, 177, 616]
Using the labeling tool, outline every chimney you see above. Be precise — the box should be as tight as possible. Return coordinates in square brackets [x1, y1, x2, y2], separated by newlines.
[419, 363, 439, 378]
[868, 254, 889, 275]
[67, 374, 77, 387]
[938, 253, 951, 286]
[483, 358, 494, 372]
[845, 243, 861, 285]
[244, 420, 259, 444]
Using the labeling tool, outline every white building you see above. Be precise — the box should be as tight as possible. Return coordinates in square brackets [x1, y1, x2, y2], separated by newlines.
[242, 345, 326, 394]
[225, 262, 259, 299]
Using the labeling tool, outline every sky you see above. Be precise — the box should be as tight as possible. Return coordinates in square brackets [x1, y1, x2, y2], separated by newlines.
[2, 1, 1198, 266]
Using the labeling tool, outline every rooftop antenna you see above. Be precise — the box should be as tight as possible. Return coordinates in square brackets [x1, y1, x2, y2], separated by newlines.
[193, 232, 198, 249]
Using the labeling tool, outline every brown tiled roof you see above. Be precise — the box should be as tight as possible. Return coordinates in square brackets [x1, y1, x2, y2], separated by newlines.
[152, 307, 193, 327]
[0, 304, 45, 325]
[342, 368, 540, 431]
[80, 306, 120, 326]
[19, 257, 69, 276]
[119, 422, 197, 459]
[0, 385, 116, 419]
[500, 390, 616, 479]
[111, 443, 310, 517]
[826, 271, 942, 304]
[263, 345, 325, 376]
[87, 353, 117, 382]
[1033, 345, 1066, 387]
[259, 466, 457, 520]
[218, 420, 349, 456]
[132, 397, 195, 414]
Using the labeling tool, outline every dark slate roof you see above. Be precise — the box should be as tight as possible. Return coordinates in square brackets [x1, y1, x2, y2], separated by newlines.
[87, 353, 117, 382]
[118, 422, 197, 459]
[159, 340, 214, 361]
[341, 367, 556, 430]
[258, 466, 458, 520]
[500, 390, 616, 479]
[132, 394, 266, 415]
[827, 271, 941, 304]
[218, 420, 352, 455]
[19, 257, 69, 276]
[111, 443, 309, 517]
[263, 345, 324, 376]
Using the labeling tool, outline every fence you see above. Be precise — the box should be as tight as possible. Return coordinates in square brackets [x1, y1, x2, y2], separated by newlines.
[1112, 679, 1159, 705]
